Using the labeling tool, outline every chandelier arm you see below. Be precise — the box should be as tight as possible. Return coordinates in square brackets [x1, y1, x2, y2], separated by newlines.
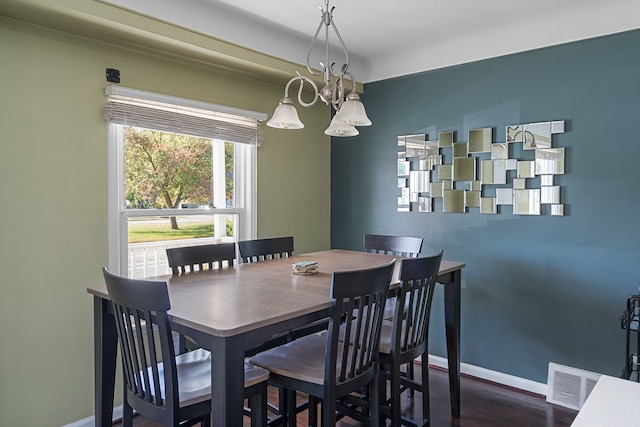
[284, 75, 320, 108]
[328, 9, 350, 78]
[306, 18, 326, 77]
[343, 71, 358, 94]
[330, 74, 345, 111]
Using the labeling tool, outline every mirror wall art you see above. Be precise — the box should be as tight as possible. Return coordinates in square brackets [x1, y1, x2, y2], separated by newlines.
[397, 120, 566, 215]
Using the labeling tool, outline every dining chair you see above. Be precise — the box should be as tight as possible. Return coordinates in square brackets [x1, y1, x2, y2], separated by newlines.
[377, 251, 443, 427]
[249, 259, 395, 427]
[165, 242, 237, 353]
[166, 242, 236, 274]
[364, 233, 423, 258]
[364, 233, 424, 391]
[238, 236, 294, 263]
[101, 268, 270, 427]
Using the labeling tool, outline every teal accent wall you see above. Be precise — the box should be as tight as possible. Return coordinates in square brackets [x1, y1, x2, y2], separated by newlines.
[331, 29, 640, 383]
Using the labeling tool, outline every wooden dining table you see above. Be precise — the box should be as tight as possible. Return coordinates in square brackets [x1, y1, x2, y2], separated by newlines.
[88, 249, 465, 426]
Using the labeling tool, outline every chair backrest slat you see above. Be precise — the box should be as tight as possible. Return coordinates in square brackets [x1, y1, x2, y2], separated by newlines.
[363, 234, 423, 258]
[166, 242, 236, 274]
[238, 236, 294, 263]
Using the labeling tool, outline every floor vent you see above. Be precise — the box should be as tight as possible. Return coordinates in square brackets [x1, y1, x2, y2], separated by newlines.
[546, 362, 601, 410]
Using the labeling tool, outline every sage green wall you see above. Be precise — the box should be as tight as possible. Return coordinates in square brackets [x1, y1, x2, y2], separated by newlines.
[0, 16, 329, 426]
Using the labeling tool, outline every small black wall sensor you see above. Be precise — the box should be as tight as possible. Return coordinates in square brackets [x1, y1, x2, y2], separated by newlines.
[106, 68, 121, 83]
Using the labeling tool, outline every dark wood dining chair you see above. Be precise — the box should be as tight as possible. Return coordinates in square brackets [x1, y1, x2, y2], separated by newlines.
[377, 251, 443, 427]
[364, 233, 424, 390]
[166, 242, 236, 274]
[249, 260, 395, 426]
[166, 242, 237, 352]
[101, 268, 269, 427]
[364, 233, 423, 258]
[238, 236, 293, 263]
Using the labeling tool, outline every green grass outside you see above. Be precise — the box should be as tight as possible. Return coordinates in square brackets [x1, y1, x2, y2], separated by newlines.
[128, 221, 214, 243]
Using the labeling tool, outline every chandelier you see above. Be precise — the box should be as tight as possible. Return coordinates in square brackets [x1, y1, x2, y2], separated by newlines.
[266, 0, 371, 137]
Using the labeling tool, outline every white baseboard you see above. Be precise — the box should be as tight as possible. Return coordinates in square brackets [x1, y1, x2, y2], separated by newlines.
[63, 405, 123, 427]
[427, 354, 548, 396]
[66, 357, 548, 426]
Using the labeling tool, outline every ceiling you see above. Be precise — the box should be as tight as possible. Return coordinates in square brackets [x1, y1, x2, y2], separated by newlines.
[104, 0, 640, 83]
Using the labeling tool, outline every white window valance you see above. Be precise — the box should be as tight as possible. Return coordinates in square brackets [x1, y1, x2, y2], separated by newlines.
[103, 86, 266, 146]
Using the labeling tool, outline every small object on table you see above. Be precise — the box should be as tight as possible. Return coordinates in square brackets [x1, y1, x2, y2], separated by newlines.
[292, 261, 318, 275]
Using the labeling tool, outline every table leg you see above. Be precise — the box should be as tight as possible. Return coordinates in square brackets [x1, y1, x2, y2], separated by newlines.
[444, 269, 461, 417]
[94, 296, 118, 427]
[210, 334, 245, 427]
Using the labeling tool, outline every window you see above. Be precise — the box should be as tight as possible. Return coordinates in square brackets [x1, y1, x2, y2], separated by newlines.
[105, 86, 265, 278]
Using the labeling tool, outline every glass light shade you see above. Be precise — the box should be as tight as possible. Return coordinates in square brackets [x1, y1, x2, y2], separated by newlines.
[324, 115, 359, 137]
[266, 97, 304, 129]
[339, 92, 372, 126]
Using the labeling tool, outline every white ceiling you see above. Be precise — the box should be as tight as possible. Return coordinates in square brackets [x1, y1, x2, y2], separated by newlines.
[105, 0, 640, 83]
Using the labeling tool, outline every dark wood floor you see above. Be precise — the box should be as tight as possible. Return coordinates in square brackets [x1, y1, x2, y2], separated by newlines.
[116, 365, 578, 426]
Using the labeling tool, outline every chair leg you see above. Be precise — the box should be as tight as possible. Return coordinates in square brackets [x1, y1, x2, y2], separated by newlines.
[421, 353, 430, 425]
[321, 398, 336, 427]
[370, 375, 380, 427]
[285, 388, 296, 427]
[122, 398, 134, 427]
[391, 360, 402, 427]
[248, 383, 267, 427]
[408, 360, 415, 397]
[308, 396, 318, 427]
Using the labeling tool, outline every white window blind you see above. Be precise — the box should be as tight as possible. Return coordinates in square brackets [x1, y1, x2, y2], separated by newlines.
[104, 85, 266, 146]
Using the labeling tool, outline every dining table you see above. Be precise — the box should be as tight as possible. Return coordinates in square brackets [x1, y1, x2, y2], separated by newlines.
[88, 249, 465, 426]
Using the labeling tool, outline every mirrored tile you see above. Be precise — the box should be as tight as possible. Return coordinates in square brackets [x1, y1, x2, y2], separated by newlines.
[398, 161, 410, 176]
[535, 148, 565, 175]
[513, 178, 526, 189]
[410, 170, 430, 193]
[481, 159, 506, 184]
[425, 140, 439, 157]
[551, 121, 565, 134]
[397, 196, 410, 212]
[418, 197, 432, 212]
[431, 182, 443, 198]
[438, 164, 452, 180]
[523, 122, 551, 150]
[551, 204, 564, 216]
[443, 190, 466, 213]
[469, 128, 492, 153]
[513, 189, 541, 215]
[453, 157, 476, 181]
[540, 175, 554, 186]
[517, 161, 535, 178]
[439, 131, 454, 147]
[506, 125, 523, 143]
[405, 134, 426, 157]
[466, 191, 481, 208]
[496, 188, 513, 205]
[453, 142, 468, 158]
[491, 143, 509, 160]
[541, 186, 560, 204]
[481, 197, 497, 214]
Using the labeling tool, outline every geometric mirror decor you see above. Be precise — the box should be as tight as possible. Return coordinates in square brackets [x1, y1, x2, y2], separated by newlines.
[397, 120, 566, 215]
